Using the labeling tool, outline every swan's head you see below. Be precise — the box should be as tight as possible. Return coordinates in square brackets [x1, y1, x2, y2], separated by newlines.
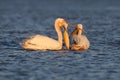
[76, 24, 87, 34]
[55, 18, 68, 29]
[76, 24, 83, 30]
[55, 18, 70, 49]
[55, 18, 75, 29]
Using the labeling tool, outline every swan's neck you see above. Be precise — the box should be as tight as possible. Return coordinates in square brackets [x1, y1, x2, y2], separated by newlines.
[78, 30, 82, 36]
[55, 23, 63, 46]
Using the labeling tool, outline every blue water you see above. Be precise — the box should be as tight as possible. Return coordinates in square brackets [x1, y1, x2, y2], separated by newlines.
[0, 0, 120, 80]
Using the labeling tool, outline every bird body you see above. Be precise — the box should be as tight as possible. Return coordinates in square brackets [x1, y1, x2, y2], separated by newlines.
[21, 18, 69, 50]
[70, 24, 90, 50]
[21, 35, 62, 50]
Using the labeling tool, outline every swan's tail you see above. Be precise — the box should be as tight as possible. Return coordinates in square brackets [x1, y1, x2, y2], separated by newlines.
[20, 39, 29, 49]
[20, 35, 39, 50]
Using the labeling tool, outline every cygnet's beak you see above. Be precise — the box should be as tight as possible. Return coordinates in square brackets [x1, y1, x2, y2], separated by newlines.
[82, 29, 87, 33]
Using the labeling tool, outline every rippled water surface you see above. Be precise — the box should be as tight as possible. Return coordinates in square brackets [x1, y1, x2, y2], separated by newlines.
[0, 0, 120, 80]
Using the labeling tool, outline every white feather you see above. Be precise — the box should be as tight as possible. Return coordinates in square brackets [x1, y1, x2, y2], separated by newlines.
[21, 35, 61, 50]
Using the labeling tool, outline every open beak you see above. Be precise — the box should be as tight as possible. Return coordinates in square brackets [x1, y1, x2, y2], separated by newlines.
[64, 20, 76, 27]
[63, 26, 70, 49]
[82, 29, 87, 33]
[68, 23, 76, 27]
[77, 27, 87, 34]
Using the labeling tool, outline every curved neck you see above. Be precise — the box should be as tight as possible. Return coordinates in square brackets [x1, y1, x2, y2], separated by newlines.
[78, 30, 82, 36]
[55, 21, 63, 46]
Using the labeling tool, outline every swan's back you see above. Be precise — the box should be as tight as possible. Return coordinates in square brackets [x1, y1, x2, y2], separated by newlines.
[71, 34, 90, 50]
[78, 35, 90, 49]
[21, 35, 61, 50]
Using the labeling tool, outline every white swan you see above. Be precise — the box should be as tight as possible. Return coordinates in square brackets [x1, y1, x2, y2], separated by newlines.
[21, 18, 70, 50]
[70, 24, 90, 50]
